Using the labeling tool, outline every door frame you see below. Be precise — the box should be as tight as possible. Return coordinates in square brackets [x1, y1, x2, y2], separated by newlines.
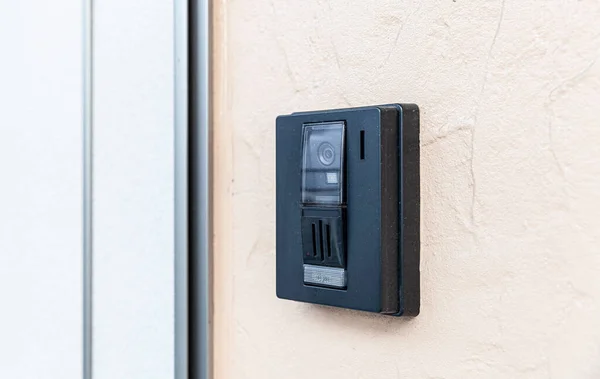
[175, 0, 212, 378]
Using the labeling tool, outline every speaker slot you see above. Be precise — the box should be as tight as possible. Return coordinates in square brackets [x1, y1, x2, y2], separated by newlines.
[318, 220, 324, 259]
[311, 223, 317, 257]
[325, 224, 331, 258]
[360, 130, 365, 159]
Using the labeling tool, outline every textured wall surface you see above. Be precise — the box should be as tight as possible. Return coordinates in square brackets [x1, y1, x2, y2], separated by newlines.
[214, 1, 600, 378]
[0, 1, 82, 378]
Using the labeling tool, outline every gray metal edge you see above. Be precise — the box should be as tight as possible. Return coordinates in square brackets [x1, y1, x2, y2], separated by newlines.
[192, 0, 212, 377]
[174, 0, 189, 377]
[82, 0, 93, 377]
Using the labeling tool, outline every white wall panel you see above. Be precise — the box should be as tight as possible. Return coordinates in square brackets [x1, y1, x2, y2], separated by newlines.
[93, 0, 174, 377]
[0, 1, 83, 378]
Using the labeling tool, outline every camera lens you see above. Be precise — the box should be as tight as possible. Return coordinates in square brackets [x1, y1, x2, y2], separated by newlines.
[317, 142, 335, 166]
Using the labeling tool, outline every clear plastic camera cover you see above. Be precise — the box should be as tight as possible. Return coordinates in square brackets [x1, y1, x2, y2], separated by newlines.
[301, 122, 345, 205]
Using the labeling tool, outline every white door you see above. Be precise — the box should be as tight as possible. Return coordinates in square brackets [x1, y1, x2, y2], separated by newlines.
[0, 1, 176, 378]
[92, 0, 175, 377]
[0, 1, 83, 378]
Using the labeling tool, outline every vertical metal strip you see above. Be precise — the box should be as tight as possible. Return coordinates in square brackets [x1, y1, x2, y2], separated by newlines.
[190, 0, 211, 377]
[82, 0, 93, 378]
[174, 0, 189, 377]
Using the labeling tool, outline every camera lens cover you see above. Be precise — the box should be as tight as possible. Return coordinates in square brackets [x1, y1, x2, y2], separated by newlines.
[317, 142, 336, 166]
[301, 122, 345, 205]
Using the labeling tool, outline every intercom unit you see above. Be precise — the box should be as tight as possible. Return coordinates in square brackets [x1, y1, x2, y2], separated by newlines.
[276, 104, 420, 316]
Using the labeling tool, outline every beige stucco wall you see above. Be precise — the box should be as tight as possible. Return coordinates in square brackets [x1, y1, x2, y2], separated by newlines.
[213, 1, 600, 378]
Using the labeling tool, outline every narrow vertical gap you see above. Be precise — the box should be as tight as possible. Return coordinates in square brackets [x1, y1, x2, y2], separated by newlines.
[360, 130, 365, 160]
[82, 0, 94, 378]
[325, 224, 331, 258]
[318, 220, 324, 260]
[311, 223, 317, 257]
[174, 0, 189, 377]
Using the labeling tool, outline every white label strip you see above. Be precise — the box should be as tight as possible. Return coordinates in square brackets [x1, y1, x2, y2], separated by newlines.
[303, 264, 347, 288]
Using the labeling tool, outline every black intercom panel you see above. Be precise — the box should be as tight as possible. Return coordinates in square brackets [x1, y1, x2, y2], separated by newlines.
[276, 104, 420, 316]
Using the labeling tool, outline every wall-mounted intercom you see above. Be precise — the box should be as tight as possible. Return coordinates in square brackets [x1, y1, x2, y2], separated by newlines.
[276, 104, 420, 316]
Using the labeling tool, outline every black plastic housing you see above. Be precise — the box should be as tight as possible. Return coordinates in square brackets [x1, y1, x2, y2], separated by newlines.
[276, 104, 420, 316]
